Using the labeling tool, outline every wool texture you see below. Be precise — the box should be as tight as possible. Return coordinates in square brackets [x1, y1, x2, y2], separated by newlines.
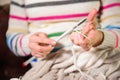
[7, 0, 120, 80]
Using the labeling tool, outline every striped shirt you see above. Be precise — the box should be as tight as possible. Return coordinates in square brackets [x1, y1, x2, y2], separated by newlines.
[6, 0, 120, 56]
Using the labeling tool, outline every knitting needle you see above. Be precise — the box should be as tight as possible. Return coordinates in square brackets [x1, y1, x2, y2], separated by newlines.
[56, 18, 87, 42]
[22, 18, 87, 67]
[22, 56, 36, 67]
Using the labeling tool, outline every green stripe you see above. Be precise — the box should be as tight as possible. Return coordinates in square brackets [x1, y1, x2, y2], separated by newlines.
[48, 31, 64, 38]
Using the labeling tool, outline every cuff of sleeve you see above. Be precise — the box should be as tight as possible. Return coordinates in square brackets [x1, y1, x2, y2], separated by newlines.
[95, 30, 116, 49]
[21, 34, 32, 56]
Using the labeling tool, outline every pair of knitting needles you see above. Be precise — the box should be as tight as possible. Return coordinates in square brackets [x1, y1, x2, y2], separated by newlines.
[22, 18, 87, 67]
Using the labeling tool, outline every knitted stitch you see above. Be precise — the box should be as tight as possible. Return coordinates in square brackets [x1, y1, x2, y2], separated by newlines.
[6, 0, 120, 56]
[7, 0, 120, 79]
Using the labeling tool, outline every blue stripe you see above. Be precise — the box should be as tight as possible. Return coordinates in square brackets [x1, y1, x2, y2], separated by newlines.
[9, 33, 20, 51]
[6, 35, 11, 49]
[105, 25, 120, 30]
[15, 36, 20, 56]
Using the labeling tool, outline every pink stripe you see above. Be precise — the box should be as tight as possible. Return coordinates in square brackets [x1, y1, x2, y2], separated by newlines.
[28, 13, 88, 21]
[20, 35, 28, 56]
[10, 13, 88, 21]
[109, 30, 119, 48]
[102, 3, 120, 10]
[10, 15, 28, 20]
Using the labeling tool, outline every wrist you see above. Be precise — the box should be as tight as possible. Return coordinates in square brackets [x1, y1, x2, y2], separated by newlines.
[93, 30, 104, 47]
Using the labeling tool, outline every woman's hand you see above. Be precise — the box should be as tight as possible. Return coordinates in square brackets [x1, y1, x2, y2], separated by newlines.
[70, 9, 104, 51]
[29, 32, 56, 58]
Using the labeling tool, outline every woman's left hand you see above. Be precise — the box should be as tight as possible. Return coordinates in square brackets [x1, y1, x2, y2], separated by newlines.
[70, 9, 103, 51]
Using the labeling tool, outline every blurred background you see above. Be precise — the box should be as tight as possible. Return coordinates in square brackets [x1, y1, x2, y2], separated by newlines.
[0, 0, 10, 5]
[0, 0, 31, 80]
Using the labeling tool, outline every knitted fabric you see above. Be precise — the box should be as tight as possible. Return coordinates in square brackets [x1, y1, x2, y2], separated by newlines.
[6, 0, 120, 57]
[21, 47, 120, 80]
[7, 0, 120, 80]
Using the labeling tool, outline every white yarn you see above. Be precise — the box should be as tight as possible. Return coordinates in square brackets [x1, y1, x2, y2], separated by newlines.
[71, 44, 94, 80]
[70, 31, 95, 80]
[70, 30, 107, 80]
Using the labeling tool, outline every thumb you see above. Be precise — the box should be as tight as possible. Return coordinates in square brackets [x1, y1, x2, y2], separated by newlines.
[87, 8, 98, 21]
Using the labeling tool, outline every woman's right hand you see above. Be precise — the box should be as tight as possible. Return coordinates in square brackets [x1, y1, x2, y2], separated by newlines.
[29, 32, 56, 58]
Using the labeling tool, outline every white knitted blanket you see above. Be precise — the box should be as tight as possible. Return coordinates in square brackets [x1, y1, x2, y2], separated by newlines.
[21, 46, 120, 80]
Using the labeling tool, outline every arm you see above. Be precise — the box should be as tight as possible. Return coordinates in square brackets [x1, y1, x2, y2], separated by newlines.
[6, 0, 56, 57]
[6, 0, 31, 56]
[96, 0, 120, 50]
[70, 0, 120, 51]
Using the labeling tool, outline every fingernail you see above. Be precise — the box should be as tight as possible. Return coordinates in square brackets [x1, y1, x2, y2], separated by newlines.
[52, 41, 56, 45]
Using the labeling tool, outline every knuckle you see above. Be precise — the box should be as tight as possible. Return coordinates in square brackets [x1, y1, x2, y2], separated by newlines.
[31, 51, 35, 56]
[28, 43, 32, 49]
[36, 46, 41, 51]
[29, 35, 34, 42]
[39, 32, 47, 37]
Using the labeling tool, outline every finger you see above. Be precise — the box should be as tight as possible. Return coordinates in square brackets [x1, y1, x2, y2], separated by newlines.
[81, 9, 97, 37]
[70, 32, 77, 44]
[31, 46, 55, 57]
[73, 34, 81, 46]
[81, 44, 91, 51]
[71, 31, 92, 50]
[37, 32, 56, 46]
[35, 53, 44, 58]
[70, 32, 77, 42]
[82, 22, 93, 34]
[77, 36, 92, 51]
[34, 32, 48, 38]
[71, 32, 84, 45]
[87, 8, 98, 21]
[29, 43, 54, 53]
[89, 22, 96, 30]
[77, 39, 87, 49]
[30, 34, 56, 46]
[31, 51, 43, 58]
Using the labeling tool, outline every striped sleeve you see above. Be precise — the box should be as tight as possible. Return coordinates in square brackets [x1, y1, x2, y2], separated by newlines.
[100, 0, 120, 27]
[96, 0, 120, 49]
[6, 0, 31, 56]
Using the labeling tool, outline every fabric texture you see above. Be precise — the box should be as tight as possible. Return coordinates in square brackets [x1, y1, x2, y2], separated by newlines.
[6, 0, 120, 80]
